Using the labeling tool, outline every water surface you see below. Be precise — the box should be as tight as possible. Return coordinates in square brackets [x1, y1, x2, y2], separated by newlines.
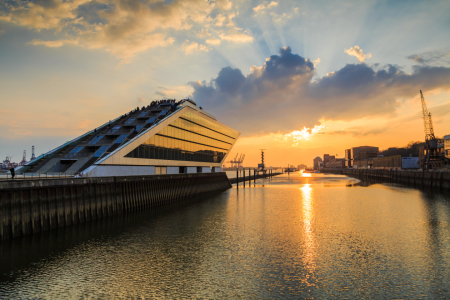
[1, 173, 449, 298]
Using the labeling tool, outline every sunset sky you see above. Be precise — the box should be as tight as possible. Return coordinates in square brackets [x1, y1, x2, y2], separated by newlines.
[1, 0, 450, 168]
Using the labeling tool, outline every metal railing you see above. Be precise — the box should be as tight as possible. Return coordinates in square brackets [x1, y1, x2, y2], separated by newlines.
[0, 172, 75, 181]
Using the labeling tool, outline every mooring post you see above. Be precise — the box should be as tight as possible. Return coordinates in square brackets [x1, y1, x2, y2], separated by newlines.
[236, 168, 239, 188]
[254, 168, 256, 184]
[243, 168, 245, 188]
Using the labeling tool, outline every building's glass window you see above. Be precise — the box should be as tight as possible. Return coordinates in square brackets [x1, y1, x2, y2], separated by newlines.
[69, 146, 84, 155]
[89, 135, 104, 145]
[109, 126, 121, 134]
[125, 112, 238, 163]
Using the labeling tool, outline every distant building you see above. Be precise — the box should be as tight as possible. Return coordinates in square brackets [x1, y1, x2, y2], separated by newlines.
[445, 134, 450, 159]
[328, 158, 345, 168]
[344, 149, 352, 167]
[298, 164, 307, 170]
[402, 157, 420, 169]
[353, 159, 373, 169]
[313, 156, 322, 170]
[323, 154, 335, 165]
[373, 155, 402, 169]
[352, 146, 379, 161]
[419, 139, 446, 169]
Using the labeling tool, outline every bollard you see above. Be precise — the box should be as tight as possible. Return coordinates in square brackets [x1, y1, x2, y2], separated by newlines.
[236, 168, 239, 188]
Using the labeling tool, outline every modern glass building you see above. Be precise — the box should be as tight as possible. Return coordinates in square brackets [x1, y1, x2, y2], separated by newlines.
[19, 99, 240, 177]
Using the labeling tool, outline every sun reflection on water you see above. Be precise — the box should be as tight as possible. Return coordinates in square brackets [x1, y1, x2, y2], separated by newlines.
[300, 184, 316, 286]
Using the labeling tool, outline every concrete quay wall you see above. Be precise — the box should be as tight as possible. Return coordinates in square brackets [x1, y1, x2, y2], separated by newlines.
[0, 173, 231, 240]
[324, 169, 450, 189]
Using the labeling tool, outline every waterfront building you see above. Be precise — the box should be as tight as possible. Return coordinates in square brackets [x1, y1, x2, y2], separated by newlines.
[327, 158, 345, 168]
[344, 149, 352, 168]
[373, 155, 402, 169]
[445, 134, 450, 159]
[18, 99, 240, 177]
[419, 139, 447, 169]
[351, 146, 379, 161]
[323, 154, 335, 165]
[298, 164, 307, 170]
[313, 156, 322, 170]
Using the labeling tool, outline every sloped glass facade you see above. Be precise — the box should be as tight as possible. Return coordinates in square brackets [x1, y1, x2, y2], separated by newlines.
[125, 111, 238, 163]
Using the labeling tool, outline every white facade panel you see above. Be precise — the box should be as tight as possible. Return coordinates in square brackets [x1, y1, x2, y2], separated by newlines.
[202, 167, 211, 173]
[402, 157, 420, 169]
[167, 167, 179, 174]
[187, 167, 197, 174]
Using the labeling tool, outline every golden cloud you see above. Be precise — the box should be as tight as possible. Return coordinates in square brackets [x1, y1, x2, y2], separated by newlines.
[1, 0, 247, 62]
[344, 45, 372, 63]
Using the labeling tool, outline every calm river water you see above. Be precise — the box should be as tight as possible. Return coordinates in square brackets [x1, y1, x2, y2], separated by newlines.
[1, 173, 449, 298]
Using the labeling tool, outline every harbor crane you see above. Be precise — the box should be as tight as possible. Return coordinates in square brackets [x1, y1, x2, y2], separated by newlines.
[227, 153, 245, 168]
[420, 90, 438, 170]
[227, 153, 238, 168]
[20, 150, 27, 166]
[31, 146, 36, 161]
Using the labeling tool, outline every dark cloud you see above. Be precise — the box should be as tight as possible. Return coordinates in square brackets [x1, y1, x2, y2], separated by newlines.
[407, 55, 425, 64]
[319, 127, 389, 137]
[406, 49, 450, 65]
[214, 67, 245, 95]
[190, 47, 450, 135]
[263, 46, 315, 79]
